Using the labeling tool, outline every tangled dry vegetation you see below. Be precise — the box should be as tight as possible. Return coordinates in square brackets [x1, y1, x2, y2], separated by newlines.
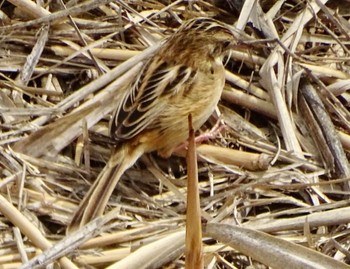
[1, 0, 350, 268]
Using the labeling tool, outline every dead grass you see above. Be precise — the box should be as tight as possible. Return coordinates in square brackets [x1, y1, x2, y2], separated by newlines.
[1, 0, 350, 268]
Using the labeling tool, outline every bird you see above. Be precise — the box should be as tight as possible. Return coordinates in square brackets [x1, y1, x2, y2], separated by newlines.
[68, 17, 238, 231]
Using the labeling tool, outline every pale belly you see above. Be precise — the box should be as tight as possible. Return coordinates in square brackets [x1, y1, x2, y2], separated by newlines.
[153, 66, 225, 156]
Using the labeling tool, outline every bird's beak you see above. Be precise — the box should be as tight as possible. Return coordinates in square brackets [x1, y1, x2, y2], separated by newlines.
[225, 25, 253, 50]
[226, 40, 251, 50]
[234, 40, 253, 50]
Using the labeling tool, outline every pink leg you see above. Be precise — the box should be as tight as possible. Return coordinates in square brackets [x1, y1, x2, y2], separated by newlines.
[174, 118, 227, 152]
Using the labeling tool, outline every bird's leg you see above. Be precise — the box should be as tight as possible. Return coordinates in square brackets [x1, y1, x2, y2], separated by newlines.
[173, 117, 227, 153]
[194, 117, 227, 144]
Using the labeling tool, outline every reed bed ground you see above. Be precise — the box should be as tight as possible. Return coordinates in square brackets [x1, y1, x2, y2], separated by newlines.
[1, 0, 350, 268]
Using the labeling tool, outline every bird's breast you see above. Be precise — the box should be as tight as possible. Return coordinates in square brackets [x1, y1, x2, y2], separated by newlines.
[150, 62, 225, 156]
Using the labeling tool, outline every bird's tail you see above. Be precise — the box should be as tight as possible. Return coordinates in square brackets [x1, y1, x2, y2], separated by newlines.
[68, 144, 144, 232]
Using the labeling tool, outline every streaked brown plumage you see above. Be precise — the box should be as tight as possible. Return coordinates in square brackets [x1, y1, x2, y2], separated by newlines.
[68, 17, 237, 231]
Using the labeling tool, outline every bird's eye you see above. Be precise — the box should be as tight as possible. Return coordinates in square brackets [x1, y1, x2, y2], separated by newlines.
[223, 41, 231, 48]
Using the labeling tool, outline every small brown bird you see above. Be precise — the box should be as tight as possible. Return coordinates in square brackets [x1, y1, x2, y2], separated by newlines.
[68, 17, 237, 231]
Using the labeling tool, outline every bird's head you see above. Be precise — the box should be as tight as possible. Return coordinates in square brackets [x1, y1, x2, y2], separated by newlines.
[163, 17, 238, 65]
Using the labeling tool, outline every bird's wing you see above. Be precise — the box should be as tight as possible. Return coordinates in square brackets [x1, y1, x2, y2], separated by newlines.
[110, 57, 196, 140]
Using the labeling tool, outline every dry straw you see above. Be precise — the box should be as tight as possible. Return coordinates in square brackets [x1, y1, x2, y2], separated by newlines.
[1, 0, 350, 268]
